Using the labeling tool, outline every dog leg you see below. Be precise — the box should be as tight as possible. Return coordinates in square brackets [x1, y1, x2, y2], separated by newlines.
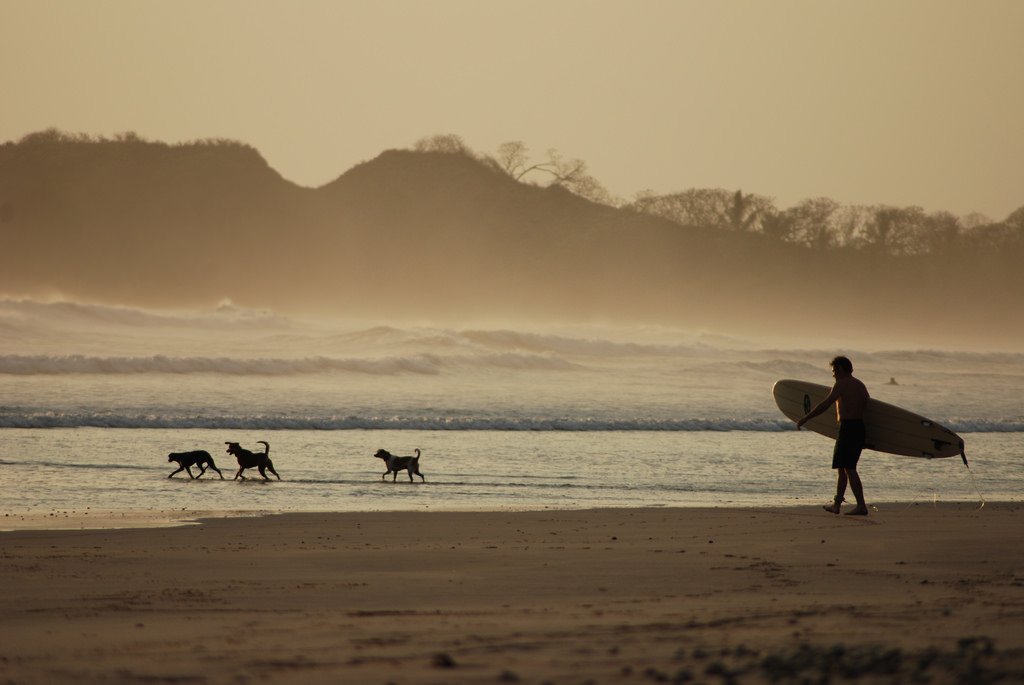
[168, 466, 186, 478]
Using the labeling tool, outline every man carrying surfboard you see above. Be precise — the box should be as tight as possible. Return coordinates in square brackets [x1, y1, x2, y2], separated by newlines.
[796, 356, 870, 516]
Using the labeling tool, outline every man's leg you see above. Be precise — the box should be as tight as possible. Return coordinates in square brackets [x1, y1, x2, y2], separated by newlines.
[845, 468, 868, 515]
[824, 469, 848, 513]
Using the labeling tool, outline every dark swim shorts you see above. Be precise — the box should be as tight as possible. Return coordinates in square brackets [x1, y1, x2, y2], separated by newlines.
[833, 419, 866, 469]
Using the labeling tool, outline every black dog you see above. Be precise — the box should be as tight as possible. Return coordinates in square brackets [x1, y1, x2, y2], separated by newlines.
[225, 441, 280, 481]
[167, 450, 224, 479]
[374, 448, 426, 482]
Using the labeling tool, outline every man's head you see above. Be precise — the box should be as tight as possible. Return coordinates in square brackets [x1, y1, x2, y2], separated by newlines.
[830, 356, 853, 377]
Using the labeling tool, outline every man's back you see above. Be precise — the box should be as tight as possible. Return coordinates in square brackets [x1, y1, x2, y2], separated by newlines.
[835, 375, 869, 420]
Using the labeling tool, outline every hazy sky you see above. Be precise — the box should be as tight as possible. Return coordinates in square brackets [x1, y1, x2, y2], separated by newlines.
[3, 0, 1022, 218]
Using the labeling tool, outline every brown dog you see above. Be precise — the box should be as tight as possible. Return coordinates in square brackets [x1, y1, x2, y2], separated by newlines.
[225, 441, 280, 481]
[167, 450, 224, 479]
[374, 448, 426, 482]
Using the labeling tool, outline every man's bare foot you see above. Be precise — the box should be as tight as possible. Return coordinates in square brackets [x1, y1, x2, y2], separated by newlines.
[823, 499, 842, 514]
[845, 506, 869, 516]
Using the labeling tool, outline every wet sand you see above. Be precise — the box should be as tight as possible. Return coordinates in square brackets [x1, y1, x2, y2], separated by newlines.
[1, 504, 1022, 684]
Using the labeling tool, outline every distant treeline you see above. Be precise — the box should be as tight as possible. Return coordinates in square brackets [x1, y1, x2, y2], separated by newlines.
[10, 128, 251, 151]
[413, 133, 1024, 260]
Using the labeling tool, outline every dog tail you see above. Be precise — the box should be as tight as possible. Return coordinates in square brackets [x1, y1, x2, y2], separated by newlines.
[258, 440, 270, 455]
[414, 448, 421, 460]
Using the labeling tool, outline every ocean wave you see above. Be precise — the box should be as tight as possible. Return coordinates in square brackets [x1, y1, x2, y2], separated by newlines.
[702, 359, 823, 376]
[0, 411, 1018, 432]
[0, 352, 578, 376]
[0, 411, 782, 431]
[0, 297, 290, 330]
[868, 349, 1024, 365]
[458, 329, 685, 357]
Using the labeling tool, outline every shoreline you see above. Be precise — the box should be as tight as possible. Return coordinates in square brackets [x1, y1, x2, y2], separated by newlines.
[2, 504, 1022, 684]
[0, 508, 273, 532]
[0, 497, 995, 533]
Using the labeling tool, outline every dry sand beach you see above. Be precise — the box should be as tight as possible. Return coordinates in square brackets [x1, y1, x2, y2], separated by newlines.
[1, 504, 1022, 684]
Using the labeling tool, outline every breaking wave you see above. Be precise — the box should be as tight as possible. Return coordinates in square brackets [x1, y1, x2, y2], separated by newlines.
[0, 352, 579, 376]
[0, 410, 1017, 432]
[0, 297, 289, 330]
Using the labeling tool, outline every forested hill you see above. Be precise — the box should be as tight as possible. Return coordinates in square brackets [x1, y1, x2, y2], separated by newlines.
[1, 131, 1021, 347]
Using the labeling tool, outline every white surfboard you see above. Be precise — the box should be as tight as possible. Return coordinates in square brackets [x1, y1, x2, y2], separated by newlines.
[772, 379, 964, 459]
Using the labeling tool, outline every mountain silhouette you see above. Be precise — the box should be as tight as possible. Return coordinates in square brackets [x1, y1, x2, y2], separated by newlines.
[0, 131, 1019, 346]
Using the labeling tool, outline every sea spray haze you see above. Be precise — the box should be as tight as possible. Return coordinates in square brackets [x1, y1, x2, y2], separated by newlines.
[1, 299, 1022, 518]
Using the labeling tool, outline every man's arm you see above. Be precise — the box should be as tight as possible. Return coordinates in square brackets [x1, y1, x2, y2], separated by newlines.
[796, 384, 840, 429]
